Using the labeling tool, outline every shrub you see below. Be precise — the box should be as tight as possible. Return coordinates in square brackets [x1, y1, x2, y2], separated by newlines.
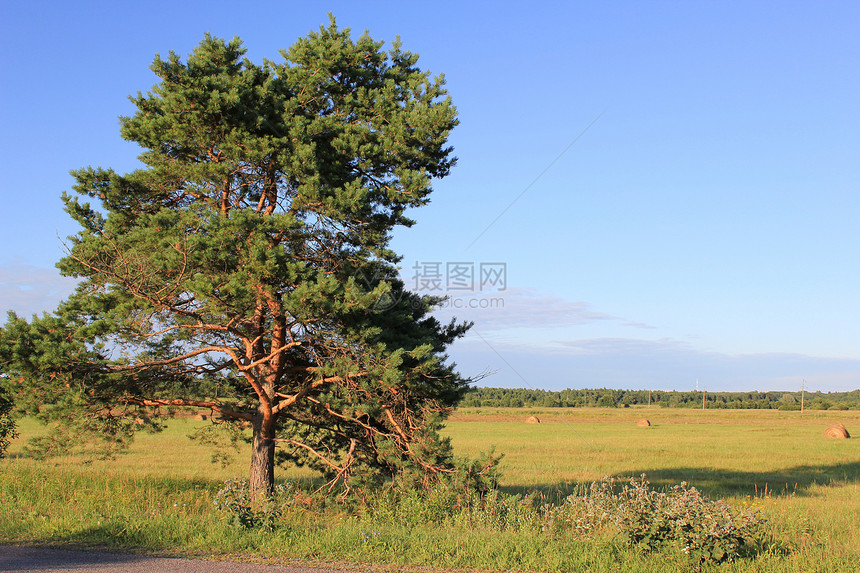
[213, 478, 294, 529]
[581, 475, 764, 564]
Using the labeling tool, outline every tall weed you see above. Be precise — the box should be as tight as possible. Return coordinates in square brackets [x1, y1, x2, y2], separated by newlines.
[573, 475, 764, 564]
[212, 473, 765, 566]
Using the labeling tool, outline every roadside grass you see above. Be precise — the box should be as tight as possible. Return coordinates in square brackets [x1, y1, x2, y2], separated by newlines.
[1, 408, 858, 572]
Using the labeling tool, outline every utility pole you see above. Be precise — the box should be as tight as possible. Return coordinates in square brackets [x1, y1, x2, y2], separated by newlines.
[703, 387, 706, 410]
[801, 379, 805, 413]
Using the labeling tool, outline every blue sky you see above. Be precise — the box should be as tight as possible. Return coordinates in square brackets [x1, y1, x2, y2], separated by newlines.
[1, 1, 858, 392]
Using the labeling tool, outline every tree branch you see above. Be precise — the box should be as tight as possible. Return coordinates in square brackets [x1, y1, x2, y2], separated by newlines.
[125, 397, 254, 421]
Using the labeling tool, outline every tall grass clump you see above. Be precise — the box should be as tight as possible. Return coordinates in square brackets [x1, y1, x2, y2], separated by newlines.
[211, 470, 765, 567]
[213, 478, 298, 530]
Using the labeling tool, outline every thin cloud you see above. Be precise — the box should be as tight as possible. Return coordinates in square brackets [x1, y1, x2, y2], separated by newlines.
[431, 287, 615, 330]
[453, 336, 860, 392]
[621, 321, 657, 330]
[0, 263, 78, 321]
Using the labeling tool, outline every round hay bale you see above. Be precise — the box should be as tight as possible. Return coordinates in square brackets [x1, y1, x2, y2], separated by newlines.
[823, 423, 850, 439]
[636, 419, 651, 427]
[525, 416, 541, 424]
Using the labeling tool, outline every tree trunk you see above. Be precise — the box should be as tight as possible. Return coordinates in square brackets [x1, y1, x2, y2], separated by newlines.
[249, 409, 275, 501]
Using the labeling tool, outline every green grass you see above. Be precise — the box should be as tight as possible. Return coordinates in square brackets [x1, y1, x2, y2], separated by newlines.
[446, 408, 860, 494]
[1, 408, 859, 572]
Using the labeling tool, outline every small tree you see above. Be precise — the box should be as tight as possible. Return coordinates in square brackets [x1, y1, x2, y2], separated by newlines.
[0, 19, 470, 497]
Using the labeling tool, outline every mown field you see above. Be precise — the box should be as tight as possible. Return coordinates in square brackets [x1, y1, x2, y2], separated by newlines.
[1, 407, 858, 572]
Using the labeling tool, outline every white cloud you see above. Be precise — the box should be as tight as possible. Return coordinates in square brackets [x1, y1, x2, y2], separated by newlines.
[430, 287, 617, 330]
[620, 321, 657, 330]
[452, 336, 860, 392]
[0, 263, 78, 322]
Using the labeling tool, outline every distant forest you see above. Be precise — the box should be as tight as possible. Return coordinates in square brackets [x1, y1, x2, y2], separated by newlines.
[461, 387, 860, 410]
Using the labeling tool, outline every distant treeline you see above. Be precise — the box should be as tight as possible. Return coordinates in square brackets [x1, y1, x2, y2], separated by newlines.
[461, 387, 860, 410]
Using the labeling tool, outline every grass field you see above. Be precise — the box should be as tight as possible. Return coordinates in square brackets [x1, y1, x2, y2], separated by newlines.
[2, 407, 859, 572]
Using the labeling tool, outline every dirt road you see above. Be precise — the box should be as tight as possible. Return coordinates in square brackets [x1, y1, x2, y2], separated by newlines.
[0, 545, 389, 573]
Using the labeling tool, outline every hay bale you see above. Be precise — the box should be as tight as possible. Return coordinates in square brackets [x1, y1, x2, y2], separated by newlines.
[823, 423, 850, 439]
[525, 416, 541, 424]
[636, 419, 651, 427]
[193, 414, 208, 421]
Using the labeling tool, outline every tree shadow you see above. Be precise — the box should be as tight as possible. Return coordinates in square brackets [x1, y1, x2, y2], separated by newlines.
[0, 543, 153, 571]
[499, 460, 860, 501]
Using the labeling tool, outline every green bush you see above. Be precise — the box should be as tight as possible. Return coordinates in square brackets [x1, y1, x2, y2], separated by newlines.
[213, 478, 294, 529]
[583, 475, 764, 564]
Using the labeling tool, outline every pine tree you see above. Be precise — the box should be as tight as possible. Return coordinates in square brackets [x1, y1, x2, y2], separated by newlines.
[0, 19, 469, 497]
[0, 385, 16, 458]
